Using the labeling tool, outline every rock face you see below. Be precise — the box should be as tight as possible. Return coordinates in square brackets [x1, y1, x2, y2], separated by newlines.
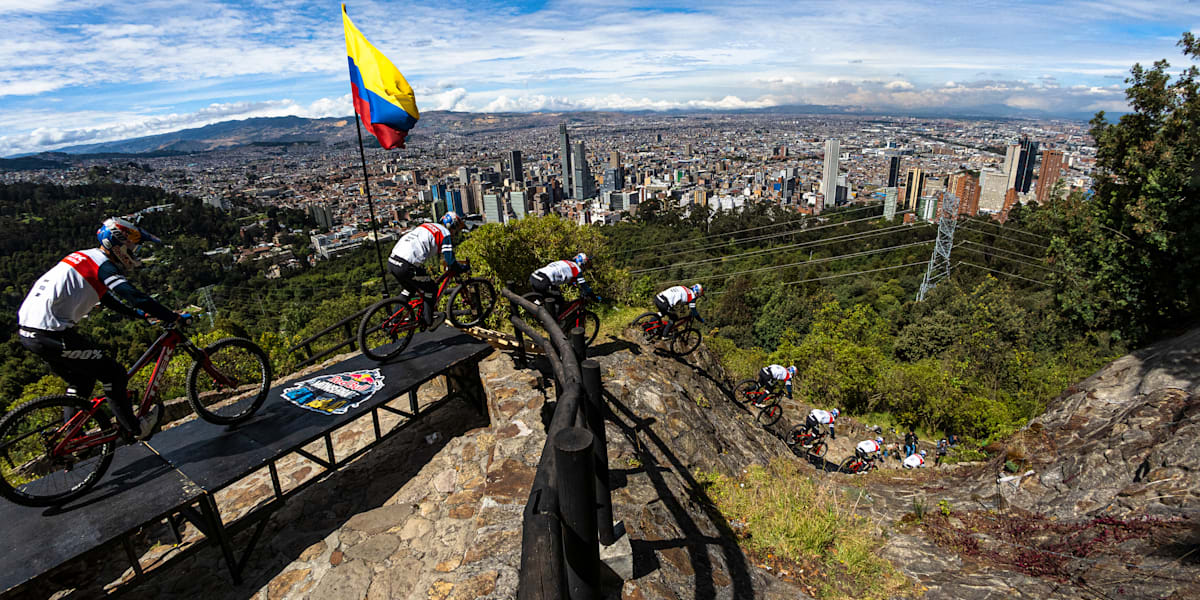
[996, 327, 1200, 519]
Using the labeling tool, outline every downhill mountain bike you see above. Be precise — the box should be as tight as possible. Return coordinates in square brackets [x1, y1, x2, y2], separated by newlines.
[785, 424, 829, 459]
[522, 292, 601, 346]
[0, 320, 272, 507]
[358, 261, 496, 362]
[839, 454, 879, 475]
[732, 379, 784, 426]
[630, 312, 702, 356]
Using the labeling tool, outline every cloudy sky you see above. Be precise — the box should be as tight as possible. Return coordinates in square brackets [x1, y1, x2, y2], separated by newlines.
[0, 0, 1196, 156]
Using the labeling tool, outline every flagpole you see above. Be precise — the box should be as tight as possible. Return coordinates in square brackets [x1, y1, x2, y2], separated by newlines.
[353, 117, 391, 297]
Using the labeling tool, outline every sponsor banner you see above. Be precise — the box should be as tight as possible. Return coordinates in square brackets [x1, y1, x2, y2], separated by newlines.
[282, 369, 385, 415]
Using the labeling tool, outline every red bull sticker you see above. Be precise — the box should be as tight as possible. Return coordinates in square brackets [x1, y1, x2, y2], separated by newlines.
[282, 369, 385, 415]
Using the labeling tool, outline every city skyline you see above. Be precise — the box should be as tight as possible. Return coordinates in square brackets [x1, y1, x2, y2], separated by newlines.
[0, 0, 1197, 156]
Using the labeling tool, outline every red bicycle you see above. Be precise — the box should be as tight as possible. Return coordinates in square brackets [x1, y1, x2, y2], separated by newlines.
[732, 379, 784, 426]
[785, 425, 829, 459]
[0, 320, 272, 507]
[522, 292, 600, 346]
[630, 312, 702, 355]
[357, 261, 496, 362]
[839, 454, 879, 475]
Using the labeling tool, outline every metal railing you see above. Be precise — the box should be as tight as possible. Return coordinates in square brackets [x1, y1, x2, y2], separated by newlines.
[286, 306, 371, 369]
[504, 286, 615, 600]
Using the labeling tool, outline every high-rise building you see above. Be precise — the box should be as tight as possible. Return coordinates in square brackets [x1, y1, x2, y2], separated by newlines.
[1014, 138, 1038, 193]
[308, 203, 333, 229]
[609, 151, 620, 169]
[509, 191, 527, 220]
[949, 172, 981, 216]
[887, 156, 901, 188]
[978, 169, 1009, 213]
[883, 187, 898, 221]
[507, 150, 523, 184]
[821, 139, 840, 198]
[904, 168, 926, 211]
[571, 140, 596, 199]
[558, 124, 572, 198]
[482, 193, 504, 224]
[446, 189, 464, 215]
[457, 166, 470, 186]
[1035, 149, 1066, 204]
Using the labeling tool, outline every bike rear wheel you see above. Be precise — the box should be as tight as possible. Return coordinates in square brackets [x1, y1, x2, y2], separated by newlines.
[809, 441, 828, 458]
[755, 402, 783, 427]
[359, 297, 418, 362]
[733, 379, 758, 404]
[0, 395, 115, 507]
[839, 456, 863, 474]
[447, 278, 496, 328]
[187, 338, 272, 425]
[631, 312, 662, 343]
[670, 327, 702, 355]
[561, 310, 600, 346]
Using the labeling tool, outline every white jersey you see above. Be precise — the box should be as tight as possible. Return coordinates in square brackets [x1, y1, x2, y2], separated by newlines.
[764, 364, 791, 381]
[657, 285, 697, 309]
[808, 409, 834, 425]
[903, 454, 925, 469]
[390, 223, 451, 265]
[856, 440, 881, 454]
[534, 260, 584, 286]
[19, 249, 125, 332]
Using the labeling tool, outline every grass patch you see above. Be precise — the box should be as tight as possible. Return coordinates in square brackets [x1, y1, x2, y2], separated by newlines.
[700, 459, 915, 599]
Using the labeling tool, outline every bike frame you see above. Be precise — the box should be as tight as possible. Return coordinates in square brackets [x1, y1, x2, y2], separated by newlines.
[50, 326, 226, 456]
[556, 298, 586, 323]
[387, 267, 465, 333]
[641, 313, 693, 336]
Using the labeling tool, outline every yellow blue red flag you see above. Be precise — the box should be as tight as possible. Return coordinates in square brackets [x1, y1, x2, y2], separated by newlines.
[342, 4, 419, 149]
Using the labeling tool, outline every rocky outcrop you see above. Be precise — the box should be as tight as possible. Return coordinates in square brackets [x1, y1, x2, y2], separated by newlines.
[993, 327, 1200, 519]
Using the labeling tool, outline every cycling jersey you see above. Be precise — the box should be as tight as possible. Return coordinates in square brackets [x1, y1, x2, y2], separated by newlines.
[390, 223, 456, 267]
[18, 248, 175, 331]
[856, 440, 882, 454]
[903, 454, 925, 469]
[808, 409, 835, 425]
[764, 365, 791, 381]
[656, 285, 697, 309]
[534, 260, 587, 288]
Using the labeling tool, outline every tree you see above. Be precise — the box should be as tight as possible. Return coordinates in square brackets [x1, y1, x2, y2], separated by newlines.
[1048, 34, 1200, 341]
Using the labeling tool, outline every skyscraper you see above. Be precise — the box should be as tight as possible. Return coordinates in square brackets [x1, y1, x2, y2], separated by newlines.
[887, 156, 901, 188]
[482, 193, 503, 224]
[507, 150, 523, 184]
[979, 169, 1009, 213]
[904, 168, 926, 211]
[1035, 149, 1065, 203]
[609, 151, 620, 169]
[1013, 138, 1039, 193]
[558, 124, 572, 198]
[883, 187, 898, 221]
[572, 140, 596, 199]
[821, 139, 840, 200]
[509, 190, 527, 220]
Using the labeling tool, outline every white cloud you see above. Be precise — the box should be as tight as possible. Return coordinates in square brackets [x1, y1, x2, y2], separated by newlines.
[885, 80, 915, 90]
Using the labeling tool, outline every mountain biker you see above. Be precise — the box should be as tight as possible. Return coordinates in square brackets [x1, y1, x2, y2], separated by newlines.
[804, 407, 838, 439]
[755, 364, 795, 405]
[856, 437, 884, 462]
[653, 283, 704, 339]
[903, 450, 927, 469]
[387, 212, 466, 328]
[17, 217, 188, 442]
[530, 253, 595, 317]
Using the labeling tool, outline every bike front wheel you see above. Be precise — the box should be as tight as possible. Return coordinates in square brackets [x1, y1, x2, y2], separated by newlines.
[670, 327, 703, 355]
[839, 456, 864, 474]
[447, 278, 496, 328]
[0, 395, 115, 507]
[187, 338, 272, 425]
[755, 402, 783, 427]
[809, 441, 828, 458]
[561, 310, 600, 346]
[359, 297, 418, 362]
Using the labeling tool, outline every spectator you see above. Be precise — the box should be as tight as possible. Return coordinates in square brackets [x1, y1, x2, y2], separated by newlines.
[904, 430, 918, 457]
[935, 438, 949, 467]
[948, 434, 959, 447]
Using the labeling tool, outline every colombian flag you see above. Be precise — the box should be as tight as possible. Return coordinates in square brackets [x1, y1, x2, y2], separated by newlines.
[343, 4, 419, 149]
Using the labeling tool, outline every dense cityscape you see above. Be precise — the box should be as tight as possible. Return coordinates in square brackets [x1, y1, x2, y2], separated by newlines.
[0, 112, 1093, 277]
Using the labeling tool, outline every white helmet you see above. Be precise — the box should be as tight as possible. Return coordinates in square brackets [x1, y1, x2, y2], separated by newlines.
[98, 216, 159, 271]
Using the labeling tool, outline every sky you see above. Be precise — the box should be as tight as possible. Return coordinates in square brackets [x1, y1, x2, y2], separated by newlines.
[0, 0, 1197, 156]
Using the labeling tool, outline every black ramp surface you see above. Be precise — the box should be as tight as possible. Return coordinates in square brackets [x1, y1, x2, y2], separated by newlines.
[150, 327, 491, 493]
[0, 443, 201, 594]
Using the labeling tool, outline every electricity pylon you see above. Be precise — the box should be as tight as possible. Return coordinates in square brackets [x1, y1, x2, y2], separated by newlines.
[916, 192, 960, 301]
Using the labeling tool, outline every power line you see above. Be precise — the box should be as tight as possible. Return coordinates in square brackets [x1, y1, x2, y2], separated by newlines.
[619, 202, 883, 255]
[959, 240, 1050, 265]
[668, 239, 935, 285]
[629, 212, 910, 264]
[962, 217, 1052, 241]
[629, 222, 933, 275]
[958, 223, 1051, 251]
[956, 245, 1061, 274]
[707, 261, 929, 296]
[957, 261, 1052, 286]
